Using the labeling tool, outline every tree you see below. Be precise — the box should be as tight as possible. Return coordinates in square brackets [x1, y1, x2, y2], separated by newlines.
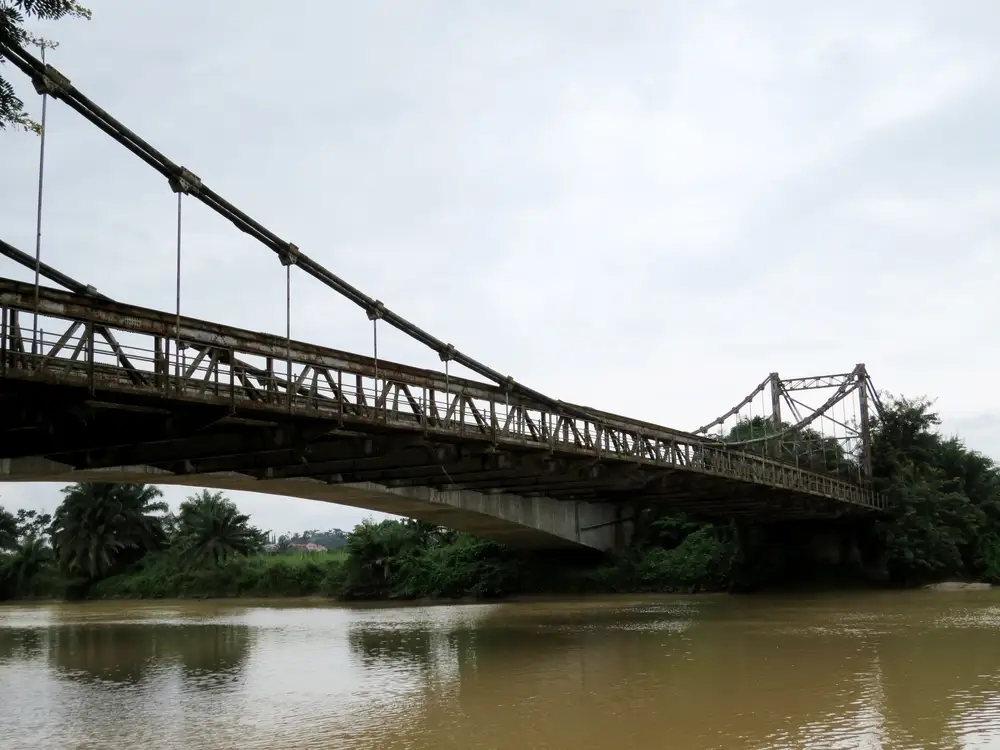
[871, 397, 1000, 584]
[0, 1, 91, 131]
[15, 508, 51, 540]
[343, 519, 448, 592]
[0, 505, 16, 550]
[0, 506, 51, 550]
[174, 490, 266, 566]
[50, 483, 168, 580]
[0, 536, 51, 593]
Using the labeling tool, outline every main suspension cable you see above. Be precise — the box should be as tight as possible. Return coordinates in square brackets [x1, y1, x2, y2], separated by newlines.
[0, 41, 597, 421]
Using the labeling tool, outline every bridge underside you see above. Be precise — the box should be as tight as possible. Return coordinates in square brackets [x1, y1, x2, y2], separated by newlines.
[0, 381, 872, 551]
[1, 459, 632, 550]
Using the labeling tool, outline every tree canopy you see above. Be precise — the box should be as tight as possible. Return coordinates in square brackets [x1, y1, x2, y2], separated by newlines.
[0, 1, 90, 131]
[871, 397, 1000, 585]
[172, 489, 267, 566]
[50, 482, 167, 580]
[0, 505, 17, 550]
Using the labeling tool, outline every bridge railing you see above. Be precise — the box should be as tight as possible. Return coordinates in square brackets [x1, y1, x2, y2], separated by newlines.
[0, 279, 885, 511]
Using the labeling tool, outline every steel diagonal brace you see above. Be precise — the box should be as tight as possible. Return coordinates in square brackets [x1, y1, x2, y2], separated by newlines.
[0, 238, 341, 411]
[219, 349, 345, 412]
[0, 239, 148, 386]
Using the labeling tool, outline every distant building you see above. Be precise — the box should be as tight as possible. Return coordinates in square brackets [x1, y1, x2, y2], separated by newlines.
[288, 542, 328, 553]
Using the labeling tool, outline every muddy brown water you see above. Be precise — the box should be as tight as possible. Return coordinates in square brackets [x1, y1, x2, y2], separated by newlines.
[2, 591, 999, 749]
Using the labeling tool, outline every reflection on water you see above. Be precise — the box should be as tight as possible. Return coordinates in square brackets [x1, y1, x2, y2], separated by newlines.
[2, 593, 1000, 749]
[45, 621, 252, 686]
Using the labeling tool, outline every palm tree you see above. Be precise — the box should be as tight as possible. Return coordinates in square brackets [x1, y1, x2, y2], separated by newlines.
[50, 483, 168, 580]
[175, 490, 265, 566]
[344, 519, 442, 589]
[1, 537, 53, 595]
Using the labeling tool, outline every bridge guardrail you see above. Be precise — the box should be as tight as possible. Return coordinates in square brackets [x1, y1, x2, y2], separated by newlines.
[0, 279, 885, 511]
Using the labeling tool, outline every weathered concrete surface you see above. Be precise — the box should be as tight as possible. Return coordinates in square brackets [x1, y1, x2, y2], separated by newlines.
[0, 457, 633, 551]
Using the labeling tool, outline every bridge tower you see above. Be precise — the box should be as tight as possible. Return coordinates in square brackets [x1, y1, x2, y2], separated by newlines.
[695, 365, 883, 488]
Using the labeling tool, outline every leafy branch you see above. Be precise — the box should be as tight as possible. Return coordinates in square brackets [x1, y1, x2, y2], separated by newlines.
[0, 1, 91, 133]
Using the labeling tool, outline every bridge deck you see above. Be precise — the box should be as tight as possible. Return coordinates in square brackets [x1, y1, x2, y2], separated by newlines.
[0, 279, 884, 525]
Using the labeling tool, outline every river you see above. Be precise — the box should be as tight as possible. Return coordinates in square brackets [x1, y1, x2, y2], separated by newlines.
[2, 591, 999, 749]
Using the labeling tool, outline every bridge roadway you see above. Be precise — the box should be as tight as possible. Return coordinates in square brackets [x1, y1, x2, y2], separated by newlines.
[0, 279, 884, 550]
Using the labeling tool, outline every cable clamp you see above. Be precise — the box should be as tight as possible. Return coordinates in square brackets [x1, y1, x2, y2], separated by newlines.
[366, 300, 385, 321]
[31, 64, 71, 97]
[279, 243, 299, 267]
[168, 166, 202, 195]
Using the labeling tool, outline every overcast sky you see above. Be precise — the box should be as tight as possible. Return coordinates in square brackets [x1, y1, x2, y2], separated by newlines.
[1, 1, 998, 534]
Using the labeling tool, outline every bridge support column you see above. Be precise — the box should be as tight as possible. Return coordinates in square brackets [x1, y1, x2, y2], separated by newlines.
[388, 486, 634, 552]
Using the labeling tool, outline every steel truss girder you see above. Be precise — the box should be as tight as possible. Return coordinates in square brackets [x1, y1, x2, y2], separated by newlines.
[0, 278, 884, 512]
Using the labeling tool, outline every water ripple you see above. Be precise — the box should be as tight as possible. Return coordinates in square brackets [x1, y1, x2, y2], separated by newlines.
[2, 592, 1000, 749]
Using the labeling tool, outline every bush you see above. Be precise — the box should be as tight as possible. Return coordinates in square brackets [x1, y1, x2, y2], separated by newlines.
[91, 551, 348, 599]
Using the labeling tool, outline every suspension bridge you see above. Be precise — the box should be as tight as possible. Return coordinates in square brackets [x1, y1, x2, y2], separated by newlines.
[0, 43, 885, 550]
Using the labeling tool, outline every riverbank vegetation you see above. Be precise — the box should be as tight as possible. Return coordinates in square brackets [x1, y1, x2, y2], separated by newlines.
[2, 396, 998, 602]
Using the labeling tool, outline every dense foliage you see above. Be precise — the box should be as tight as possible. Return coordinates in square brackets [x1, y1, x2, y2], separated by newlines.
[2, 395, 1000, 601]
[871, 398, 1000, 585]
[0, 1, 91, 131]
[0, 484, 269, 600]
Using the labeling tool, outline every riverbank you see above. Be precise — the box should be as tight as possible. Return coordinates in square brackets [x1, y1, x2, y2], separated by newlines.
[5, 521, 735, 602]
[4, 526, 976, 605]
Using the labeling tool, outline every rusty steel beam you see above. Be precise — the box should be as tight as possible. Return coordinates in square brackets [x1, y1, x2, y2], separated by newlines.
[0, 239, 148, 385]
[0, 278, 886, 512]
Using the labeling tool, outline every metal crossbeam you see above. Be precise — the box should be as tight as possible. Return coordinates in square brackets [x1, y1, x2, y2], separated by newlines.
[779, 373, 856, 391]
